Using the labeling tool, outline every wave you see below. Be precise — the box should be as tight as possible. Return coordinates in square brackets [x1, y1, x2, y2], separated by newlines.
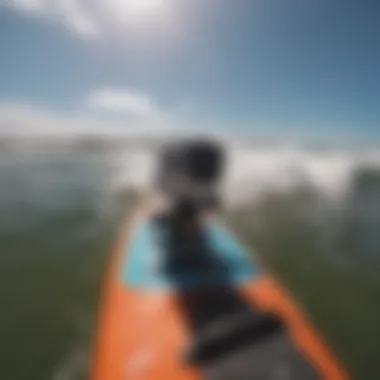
[110, 143, 380, 282]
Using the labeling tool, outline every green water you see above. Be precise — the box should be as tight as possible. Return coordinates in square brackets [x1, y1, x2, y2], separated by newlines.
[0, 152, 379, 380]
[228, 199, 380, 380]
[0, 153, 136, 380]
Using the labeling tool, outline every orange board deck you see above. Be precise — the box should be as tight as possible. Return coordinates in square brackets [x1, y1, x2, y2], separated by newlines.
[91, 209, 348, 380]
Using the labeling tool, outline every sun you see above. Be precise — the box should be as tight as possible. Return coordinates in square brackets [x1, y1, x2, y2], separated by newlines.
[130, 0, 163, 11]
[105, 0, 175, 34]
[112, 0, 165, 16]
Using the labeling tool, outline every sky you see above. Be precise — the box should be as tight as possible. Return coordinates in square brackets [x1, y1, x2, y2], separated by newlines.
[0, 0, 379, 140]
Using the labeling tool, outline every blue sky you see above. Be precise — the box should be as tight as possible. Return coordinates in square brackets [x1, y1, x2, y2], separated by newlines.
[0, 0, 379, 139]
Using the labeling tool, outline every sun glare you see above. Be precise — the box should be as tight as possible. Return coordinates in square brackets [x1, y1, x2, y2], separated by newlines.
[133, 0, 163, 11]
[114, 0, 164, 15]
[105, 0, 177, 37]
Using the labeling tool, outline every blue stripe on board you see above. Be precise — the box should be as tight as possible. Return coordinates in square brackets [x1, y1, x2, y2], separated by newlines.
[122, 220, 260, 290]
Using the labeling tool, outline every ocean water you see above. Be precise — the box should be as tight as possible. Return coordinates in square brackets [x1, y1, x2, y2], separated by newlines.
[0, 142, 379, 380]
[0, 152, 135, 380]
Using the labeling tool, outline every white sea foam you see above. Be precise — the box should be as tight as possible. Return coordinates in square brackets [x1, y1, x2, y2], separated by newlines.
[110, 142, 380, 208]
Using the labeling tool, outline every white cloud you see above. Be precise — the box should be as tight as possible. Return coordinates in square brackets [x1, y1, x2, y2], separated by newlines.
[0, 89, 208, 138]
[0, 102, 178, 137]
[1, 0, 100, 37]
[54, 0, 100, 37]
[87, 88, 155, 116]
[5, 0, 44, 13]
[1, 0, 173, 38]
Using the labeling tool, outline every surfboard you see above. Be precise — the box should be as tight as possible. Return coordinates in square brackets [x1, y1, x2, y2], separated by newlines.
[91, 205, 349, 380]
